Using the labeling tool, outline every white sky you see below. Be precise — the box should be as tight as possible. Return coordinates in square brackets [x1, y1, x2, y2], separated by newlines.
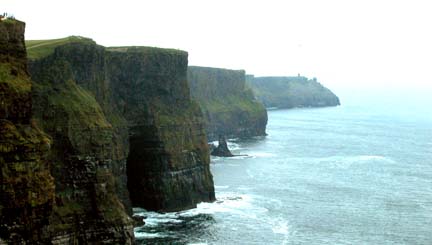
[3, 0, 432, 98]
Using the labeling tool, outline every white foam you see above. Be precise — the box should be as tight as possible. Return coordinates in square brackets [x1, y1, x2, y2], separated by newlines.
[136, 211, 182, 227]
[312, 155, 396, 169]
[211, 156, 222, 162]
[134, 231, 168, 239]
[227, 142, 241, 151]
[249, 152, 276, 158]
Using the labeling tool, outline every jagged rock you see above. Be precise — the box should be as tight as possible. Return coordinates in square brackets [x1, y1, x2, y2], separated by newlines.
[211, 135, 234, 157]
[246, 75, 340, 108]
[132, 215, 145, 227]
[188, 66, 268, 141]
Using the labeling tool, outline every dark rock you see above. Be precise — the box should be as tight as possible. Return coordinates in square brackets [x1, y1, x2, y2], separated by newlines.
[106, 47, 215, 212]
[0, 20, 55, 244]
[132, 215, 145, 227]
[208, 143, 216, 152]
[211, 135, 234, 157]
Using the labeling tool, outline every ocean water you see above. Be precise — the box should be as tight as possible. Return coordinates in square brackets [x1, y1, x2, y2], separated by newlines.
[134, 101, 432, 244]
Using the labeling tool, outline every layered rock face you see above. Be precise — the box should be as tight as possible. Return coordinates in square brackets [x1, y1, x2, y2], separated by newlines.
[0, 20, 55, 244]
[188, 66, 268, 141]
[106, 48, 215, 211]
[247, 75, 340, 108]
[28, 41, 214, 215]
[29, 41, 134, 243]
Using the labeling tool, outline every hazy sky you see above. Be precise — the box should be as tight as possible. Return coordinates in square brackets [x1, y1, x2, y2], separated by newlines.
[3, 0, 432, 97]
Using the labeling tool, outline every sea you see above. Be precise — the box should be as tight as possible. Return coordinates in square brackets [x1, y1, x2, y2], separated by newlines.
[134, 93, 432, 244]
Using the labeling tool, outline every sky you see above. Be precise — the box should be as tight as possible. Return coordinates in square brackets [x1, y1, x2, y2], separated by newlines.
[2, 0, 432, 101]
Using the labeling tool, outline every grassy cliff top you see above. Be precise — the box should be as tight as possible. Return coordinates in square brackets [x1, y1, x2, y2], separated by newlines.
[0, 18, 23, 25]
[26, 36, 96, 59]
[106, 46, 187, 56]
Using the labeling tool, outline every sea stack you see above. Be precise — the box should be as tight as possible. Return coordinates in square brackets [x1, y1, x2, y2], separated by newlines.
[211, 135, 234, 157]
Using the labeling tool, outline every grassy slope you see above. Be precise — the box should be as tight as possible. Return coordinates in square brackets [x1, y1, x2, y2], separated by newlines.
[26, 36, 186, 59]
[26, 36, 95, 59]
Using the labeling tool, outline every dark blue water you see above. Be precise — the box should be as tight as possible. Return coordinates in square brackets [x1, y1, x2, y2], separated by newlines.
[135, 102, 432, 244]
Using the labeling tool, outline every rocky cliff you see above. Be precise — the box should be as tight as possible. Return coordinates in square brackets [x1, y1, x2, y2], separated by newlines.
[247, 75, 340, 108]
[106, 47, 215, 212]
[0, 19, 215, 243]
[188, 66, 267, 141]
[29, 41, 134, 243]
[0, 19, 55, 244]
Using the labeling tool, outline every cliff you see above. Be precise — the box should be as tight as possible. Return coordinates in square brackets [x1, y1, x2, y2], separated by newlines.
[188, 66, 267, 141]
[27, 34, 134, 244]
[1, 19, 215, 243]
[106, 47, 215, 211]
[0, 19, 55, 244]
[247, 75, 340, 108]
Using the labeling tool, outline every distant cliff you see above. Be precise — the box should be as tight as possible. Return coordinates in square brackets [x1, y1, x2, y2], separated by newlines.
[188, 66, 267, 141]
[0, 20, 215, 243]
[247, 75, 340, 108]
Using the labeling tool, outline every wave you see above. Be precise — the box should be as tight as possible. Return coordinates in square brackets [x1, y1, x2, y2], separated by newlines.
[215, 185, 229, 189]
[300, 155, 397, 169]
[133, 190, 296, 243]
[248, 152, 276, 158]
[133, 192, 262, 224]
[134, 231, 168, 239]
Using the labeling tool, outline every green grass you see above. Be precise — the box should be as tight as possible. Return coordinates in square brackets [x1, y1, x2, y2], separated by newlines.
[1, 18, 18, 24]
[0, 63, 31, 93]
[26, 36, 95, 60]
[34, 79, 111, 129]
[107, 46, 187, 56]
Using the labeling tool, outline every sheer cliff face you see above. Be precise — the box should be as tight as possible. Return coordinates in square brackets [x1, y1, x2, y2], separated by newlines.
[106, 48, 215, 211]
[28, 40, 214, 222]
[247, 76, 340, 109]
[188, 66, 268, 141]
[0, 20, 55, 243]
[29, 43, 134, 243]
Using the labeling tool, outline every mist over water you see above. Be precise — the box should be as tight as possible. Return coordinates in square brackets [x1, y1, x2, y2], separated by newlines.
[135, 93, 432, 244]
